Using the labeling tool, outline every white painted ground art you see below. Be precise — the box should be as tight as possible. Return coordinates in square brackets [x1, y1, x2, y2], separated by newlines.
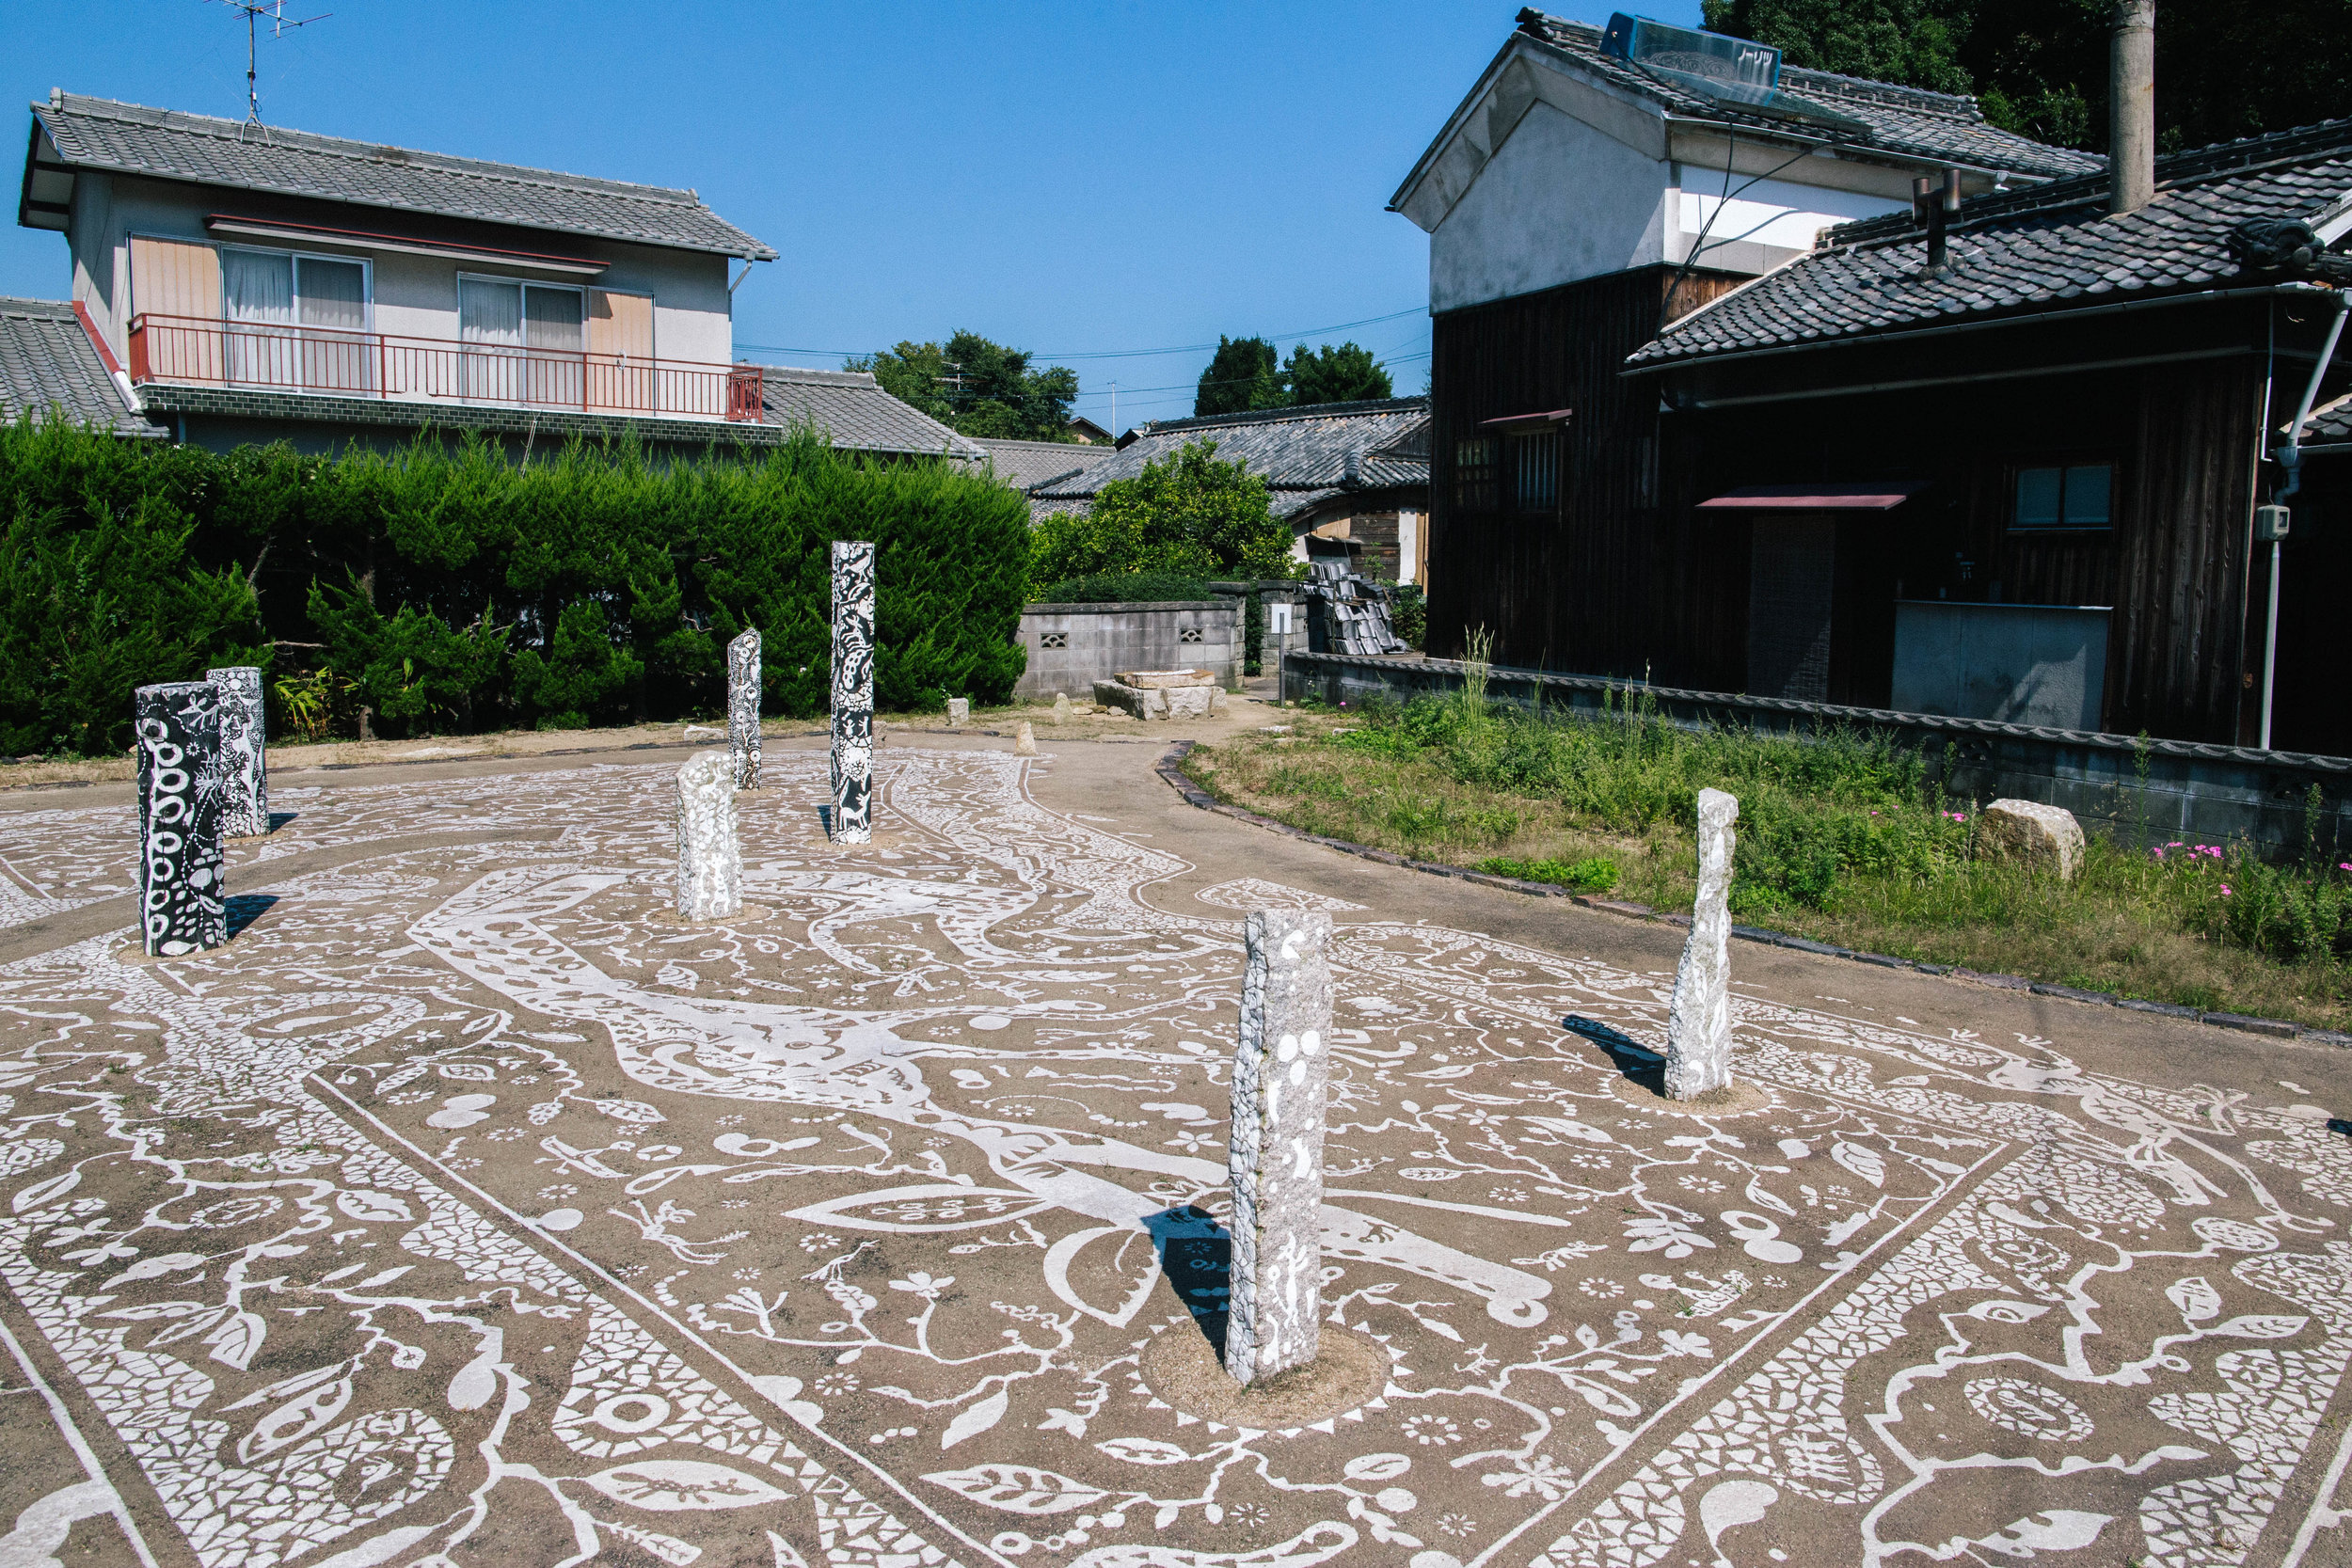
[1, 747, 2350, 1567]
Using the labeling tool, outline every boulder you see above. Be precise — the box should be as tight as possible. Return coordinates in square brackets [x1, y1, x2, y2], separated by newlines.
[1977, 799, 2085, 879]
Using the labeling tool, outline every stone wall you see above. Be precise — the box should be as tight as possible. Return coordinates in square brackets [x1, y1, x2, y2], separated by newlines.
[1283, 650, 2352, 860]
[1014, 599, 1244, 701]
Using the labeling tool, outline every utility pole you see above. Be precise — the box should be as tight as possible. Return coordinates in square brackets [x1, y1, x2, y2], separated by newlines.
[206, 0, 331, 130]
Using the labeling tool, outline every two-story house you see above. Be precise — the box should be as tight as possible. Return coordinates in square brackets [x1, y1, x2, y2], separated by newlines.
[1393, 9, 2095, 674]
[16, 90, 794, 454]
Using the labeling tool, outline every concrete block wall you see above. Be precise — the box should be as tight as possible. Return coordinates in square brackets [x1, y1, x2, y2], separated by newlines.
[1014, 600, 1244, 702]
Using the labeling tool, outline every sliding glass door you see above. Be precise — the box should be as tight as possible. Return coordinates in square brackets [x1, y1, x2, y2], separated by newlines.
[460, 277, 584, 406]
[223, 248, 372, 391]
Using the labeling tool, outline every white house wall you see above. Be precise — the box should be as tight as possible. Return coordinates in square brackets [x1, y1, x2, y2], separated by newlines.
[1430, 101, 1671, 313]
[1672, 171, 1906, 269]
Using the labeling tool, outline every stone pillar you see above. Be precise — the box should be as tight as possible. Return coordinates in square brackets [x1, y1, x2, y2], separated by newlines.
[1052, 692, 1072, 723]
[135, 681, 227, 957]
[206, 665, 268, 839]
[830, 541, 876, 844]
[675, 751, 741, 921]
[1013, 721, 1037, 757]
[946, 697, 968, 727]
[1225, 909, 1332, 1386]
[1665, 787, 1740, 1100]
[726, 627, 762, 790]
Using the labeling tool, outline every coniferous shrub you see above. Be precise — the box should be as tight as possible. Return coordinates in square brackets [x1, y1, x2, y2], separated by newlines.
[0, 415, 1030, 753]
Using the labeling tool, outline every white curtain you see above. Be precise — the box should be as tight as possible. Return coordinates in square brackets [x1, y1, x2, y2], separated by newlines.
[296, 257, 368, 391]
[460, 278, 522, 400]
[523, 286, 584, 405]
[222, 249, 293, 385]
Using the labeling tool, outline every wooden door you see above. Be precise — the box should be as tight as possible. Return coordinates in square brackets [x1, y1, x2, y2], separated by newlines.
[129, 235, 222, 384]
[587, 289, 655, 411]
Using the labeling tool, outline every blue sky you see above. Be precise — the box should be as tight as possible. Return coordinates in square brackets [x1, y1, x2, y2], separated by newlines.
[0, 1, 1701, 433]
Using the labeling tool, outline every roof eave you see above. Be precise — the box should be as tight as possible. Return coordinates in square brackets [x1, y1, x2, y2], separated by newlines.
[1388, 34, 1541, 216]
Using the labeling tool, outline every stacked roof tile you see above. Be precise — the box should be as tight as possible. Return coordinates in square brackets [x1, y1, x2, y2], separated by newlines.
[30, 92, 775, 259]
[971, 437, 1118, 492]
[755, 366, 983, 460]
[1629, 117, 2352, 369]
[1029, 398, 1431, 521]
[1512, 11, 2098, 182]
[0, 296, 156, 436]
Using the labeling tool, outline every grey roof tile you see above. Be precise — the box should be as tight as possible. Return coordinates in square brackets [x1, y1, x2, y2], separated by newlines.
[1629, 118, 2352, 369]
[1515, 11, 2098, 182]
[33, 92, 774, 260]
[971, 436, 1120, 491]
[1031, 398, 1431, 513]
[2298, 390, 2352, 444]
[0, 295, 157, 436]
[755, 365, 984, 459]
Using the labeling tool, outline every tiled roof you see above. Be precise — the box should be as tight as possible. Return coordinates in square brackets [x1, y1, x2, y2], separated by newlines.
[31, 92, 775, 260]
[1629, 118, 2352, 369]
[2299, 390, 2352, 445]
[0, 295, 157, 436]
[971, 436, 1118, 491]
[1031, 398, 1432, 513]
[755, 366, 983, 460]
[1513, 11, 2098, 182]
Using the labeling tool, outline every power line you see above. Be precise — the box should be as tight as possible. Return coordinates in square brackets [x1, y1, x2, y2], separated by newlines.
[733, 304, 1426, 369]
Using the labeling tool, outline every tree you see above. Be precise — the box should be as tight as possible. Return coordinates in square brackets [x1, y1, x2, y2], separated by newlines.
[1705, 0, 2352, 154]
[850, 331, 1080, 441]
[1284, 341, 1394, 406]
[1194, 336, 1286, 417]
[1028, 441, 1294, 589]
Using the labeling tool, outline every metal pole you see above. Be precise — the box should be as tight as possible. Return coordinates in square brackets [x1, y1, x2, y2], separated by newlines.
[2260, 537, 2281, 750]
[1275, 596, 1284, 708]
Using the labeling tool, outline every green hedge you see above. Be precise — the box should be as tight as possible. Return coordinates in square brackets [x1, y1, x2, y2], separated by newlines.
[0, 417, 1030, 754]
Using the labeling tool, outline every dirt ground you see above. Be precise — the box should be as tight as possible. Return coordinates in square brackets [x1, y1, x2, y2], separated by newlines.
[2, 692, 2350, 1568]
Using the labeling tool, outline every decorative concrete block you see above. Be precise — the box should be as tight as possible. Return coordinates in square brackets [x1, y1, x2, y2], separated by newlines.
[830, 541, 876, 844]
[946, 698, 969, 727]
[135, 681, 226, 957]
[1226, 909, 1332, 1386]
[205, 665, 267, 839]
[1665, 787, 1739, 1101]
[675, 751, 741, 921]
[1978, 799, 2085, 879]
[727, 627, 762, 789]
[1013, 721, 1037, 757]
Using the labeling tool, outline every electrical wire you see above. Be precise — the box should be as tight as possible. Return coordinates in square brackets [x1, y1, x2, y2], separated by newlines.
[734, 303, 1425, 368]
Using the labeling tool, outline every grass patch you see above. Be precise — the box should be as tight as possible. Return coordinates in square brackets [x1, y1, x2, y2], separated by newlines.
[1185, 691, 2352, 1031]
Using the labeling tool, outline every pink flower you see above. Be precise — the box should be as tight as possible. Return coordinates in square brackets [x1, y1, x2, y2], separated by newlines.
[2340, 862, 2351, 872]
[2153, 847, 2165, 859]
[2219, 885, 2233, 896]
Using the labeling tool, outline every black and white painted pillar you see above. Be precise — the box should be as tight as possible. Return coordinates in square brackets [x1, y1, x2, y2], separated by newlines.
[675, 751, 742, 921]
[726, 627, 762, 790]
[830, 540, 876, 844]
[1225, 909, 1332, 1386]
[135, 681, 227, 958]
[206, 665, 268, 839]
[1665, 787, 1740, 1100]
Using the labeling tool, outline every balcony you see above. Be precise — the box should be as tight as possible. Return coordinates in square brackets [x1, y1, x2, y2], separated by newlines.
[126, 313, 765, 423]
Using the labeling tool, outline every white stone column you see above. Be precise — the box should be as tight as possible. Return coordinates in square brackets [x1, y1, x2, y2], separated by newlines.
[675, 751, 741, 922]
[727, 627, 762, 789]
[1225, 909, 1332, 1386]
[946, 697, 968, 727]
[1013, 721, 1037, 757]
[135, 681, 227, 957]
[206, 665, 268, 839]
[830, 541, 876, 844]
[1665, 787, 1740, 1100]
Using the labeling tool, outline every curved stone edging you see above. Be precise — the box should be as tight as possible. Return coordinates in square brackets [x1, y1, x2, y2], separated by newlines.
[1153, 739, 2352, 1050]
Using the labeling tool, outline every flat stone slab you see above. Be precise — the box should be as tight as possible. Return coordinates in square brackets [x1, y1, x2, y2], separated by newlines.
[1116, 667, 1218, 689]
[1, 751, 2349, 1566]
[1095, 678, 1227, 720]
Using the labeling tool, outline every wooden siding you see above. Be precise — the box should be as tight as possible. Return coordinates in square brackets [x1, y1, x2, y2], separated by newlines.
[1426, 266, 1742, 670]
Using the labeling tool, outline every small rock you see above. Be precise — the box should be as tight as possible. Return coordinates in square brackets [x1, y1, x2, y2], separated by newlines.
[946, 698, 969, 727]
[1976, 799, 2086, 879]
[1014, 721, 1037, 756]
[1053, 693, 1072, 722]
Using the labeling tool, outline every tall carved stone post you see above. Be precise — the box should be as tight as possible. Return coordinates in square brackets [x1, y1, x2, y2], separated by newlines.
[1225, 909, 1332, 1386]
[726, 628, 762, 789]
[675, 751, 741, 921]
[206, 665, 268, 839]
[1665, 787, 1740, 1100]
[830, 540, 876, 844]
[135, 681, 227, 957]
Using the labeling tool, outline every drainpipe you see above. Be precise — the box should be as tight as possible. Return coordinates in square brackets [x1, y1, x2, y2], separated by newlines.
[2260, 288, 2350, 749]
[2109, 0, 2155, 215]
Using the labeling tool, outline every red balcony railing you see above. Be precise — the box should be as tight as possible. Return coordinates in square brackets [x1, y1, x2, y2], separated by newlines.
[126, 313, 766, 422]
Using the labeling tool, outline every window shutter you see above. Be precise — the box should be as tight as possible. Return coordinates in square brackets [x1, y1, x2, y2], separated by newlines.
[587, 289, 655, 411]
[130, 236, 223, 384]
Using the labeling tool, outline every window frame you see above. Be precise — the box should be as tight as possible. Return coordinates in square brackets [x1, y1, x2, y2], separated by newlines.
[215, 242, 375, 331]
[2008, 459, 2115, 533]
[1510, 428, 1560, 513]
[1453, 436, 1499, 512]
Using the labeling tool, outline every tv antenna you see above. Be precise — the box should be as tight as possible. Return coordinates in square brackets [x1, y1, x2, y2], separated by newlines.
[205, 0, 331, 131]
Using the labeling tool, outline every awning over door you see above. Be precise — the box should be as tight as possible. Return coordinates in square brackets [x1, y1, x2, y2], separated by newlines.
[1698, 482, 1928, 511]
